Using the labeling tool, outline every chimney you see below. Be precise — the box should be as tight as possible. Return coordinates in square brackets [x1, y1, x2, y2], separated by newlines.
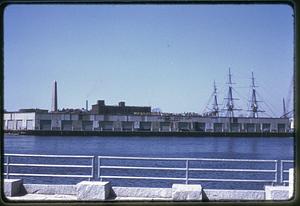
[97, 100, 105, 106]
[51, 80, 58, 112]
[86, 100, 88, 111]
[119, 101, 125, 107]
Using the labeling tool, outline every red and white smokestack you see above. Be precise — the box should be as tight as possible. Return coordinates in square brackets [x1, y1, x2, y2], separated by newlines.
[52, 80, 58, 112]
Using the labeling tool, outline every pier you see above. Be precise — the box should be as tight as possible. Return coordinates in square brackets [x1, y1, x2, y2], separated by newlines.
[4, 109, 291, 134]
[5, 130, 294, 137]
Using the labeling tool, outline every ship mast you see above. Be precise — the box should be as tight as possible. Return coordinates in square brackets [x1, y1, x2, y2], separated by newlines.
[249, 72, 264, 118]
[282, 98, 287, 118]
[212, 80, 219, 117]
[225, 68, 236, 117]
[250, 72, 258, 117]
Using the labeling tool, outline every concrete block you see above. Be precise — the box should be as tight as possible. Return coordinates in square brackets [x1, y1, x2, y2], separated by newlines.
[112, 187, 172, 198]
[265, 185, 289, 200]
[289, 168, 294, 199]
[172, 184, 202, 201]
[23, 184, 76, 195]
[4, 179, 23, 197]
[76, 181, 111, 200]
[203, 189, 264, 200]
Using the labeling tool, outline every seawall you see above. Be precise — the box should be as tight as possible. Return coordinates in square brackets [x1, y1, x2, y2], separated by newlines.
[4, 169, 294, 201]
[5, 182, 292, 201]
[5, 130, 294, 137]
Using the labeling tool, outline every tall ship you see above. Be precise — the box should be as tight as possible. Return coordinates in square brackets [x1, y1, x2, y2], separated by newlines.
[3, 69, 294, 136]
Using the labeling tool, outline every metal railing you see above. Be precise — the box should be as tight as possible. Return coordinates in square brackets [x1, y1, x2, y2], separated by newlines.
[280, 160, 294, 185]
[97, 156, 288, 185]
[3, 153, 293, 187]
[4, 154, 94, 180]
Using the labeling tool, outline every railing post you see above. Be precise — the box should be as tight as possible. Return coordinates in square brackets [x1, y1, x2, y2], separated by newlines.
[6, 156, 10, 179]
[185, 160, 189, 184]
[275, 159, 281, 185]
[280, 160, 284, 185]
[89, 156, 95, 181]
[98, 157, 102, 181]
[272, 160, 278, 186]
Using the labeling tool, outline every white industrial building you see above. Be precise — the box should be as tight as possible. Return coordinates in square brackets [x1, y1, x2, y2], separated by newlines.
[3, 109, 291, 133]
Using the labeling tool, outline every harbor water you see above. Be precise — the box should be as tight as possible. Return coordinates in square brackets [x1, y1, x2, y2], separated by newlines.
[3, 135, 294, 190]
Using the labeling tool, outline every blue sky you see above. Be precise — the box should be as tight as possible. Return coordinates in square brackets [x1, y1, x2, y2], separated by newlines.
[4, 4, 294, 117]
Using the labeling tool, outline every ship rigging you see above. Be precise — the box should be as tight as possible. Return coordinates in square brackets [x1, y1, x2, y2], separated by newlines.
[202, 68, 287, 118]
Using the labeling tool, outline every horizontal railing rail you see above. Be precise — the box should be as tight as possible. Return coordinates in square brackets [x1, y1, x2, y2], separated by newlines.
[4, 153, 94, 180]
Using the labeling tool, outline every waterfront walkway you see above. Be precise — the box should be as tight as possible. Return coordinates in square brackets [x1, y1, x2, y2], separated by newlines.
[7, 194, 77, 201]
[7, 194, 171, 201]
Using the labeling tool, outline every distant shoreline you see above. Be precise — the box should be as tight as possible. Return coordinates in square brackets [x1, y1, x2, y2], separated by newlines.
[4, 130, 294, 137]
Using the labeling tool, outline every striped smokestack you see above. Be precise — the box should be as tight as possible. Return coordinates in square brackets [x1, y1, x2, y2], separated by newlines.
[52, 80, 58, 112]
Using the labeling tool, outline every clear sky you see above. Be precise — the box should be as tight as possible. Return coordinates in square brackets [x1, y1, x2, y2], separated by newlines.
[4, 4, 294, 117]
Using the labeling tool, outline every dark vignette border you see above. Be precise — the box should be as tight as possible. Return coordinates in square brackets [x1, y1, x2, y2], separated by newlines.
[0, 1, 298, 206]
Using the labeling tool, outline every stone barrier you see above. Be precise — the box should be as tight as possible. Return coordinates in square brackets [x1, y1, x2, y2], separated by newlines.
[24, 184, 76, 195]
[4, 179, 295, 201]
[172, 184, 202, 201]
[203, 189, 265, 200]
[4, 179, 23, 197]
[264, 185, 289, 200]
[76, 181, 111, 200]
[112, 187, 172, 199]
[264, 167, 294, 201]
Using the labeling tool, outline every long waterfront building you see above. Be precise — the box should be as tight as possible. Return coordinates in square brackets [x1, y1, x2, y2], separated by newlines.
[3, 99, 291, 133]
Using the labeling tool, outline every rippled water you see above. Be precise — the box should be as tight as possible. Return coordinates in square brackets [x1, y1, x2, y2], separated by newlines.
[3, 135, 294, 189]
